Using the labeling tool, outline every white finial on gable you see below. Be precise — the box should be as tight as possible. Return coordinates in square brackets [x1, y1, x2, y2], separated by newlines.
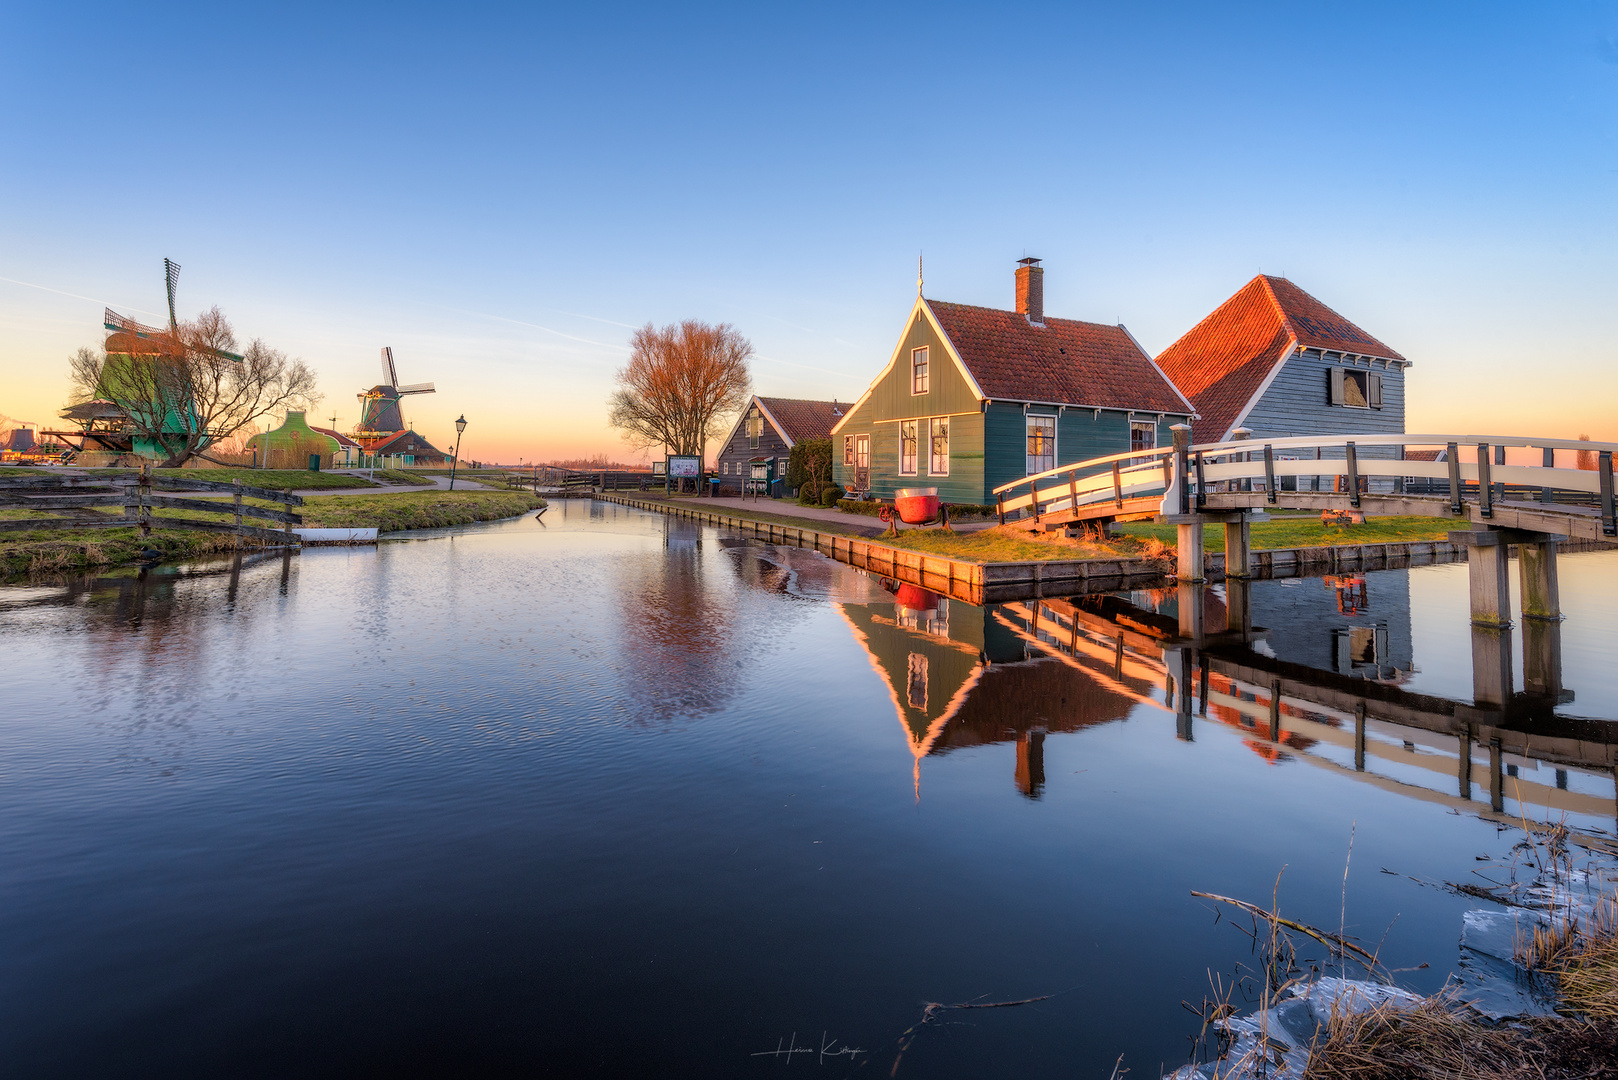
[917, 253, 924, 297]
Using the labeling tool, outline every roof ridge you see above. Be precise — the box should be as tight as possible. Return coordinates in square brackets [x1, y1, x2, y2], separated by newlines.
[1256, 275, 1298, 344]
[926, 296, 1123, 332]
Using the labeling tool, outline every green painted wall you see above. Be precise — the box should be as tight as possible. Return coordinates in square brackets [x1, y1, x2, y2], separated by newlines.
[834, 409, 986, 502]
[868, 308, 982, 422]
[246, 411, 340, 456]
[985, 403, 1187, 499]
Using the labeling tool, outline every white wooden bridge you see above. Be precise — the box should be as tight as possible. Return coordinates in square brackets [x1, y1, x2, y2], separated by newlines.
[993, 429, 1617, 631]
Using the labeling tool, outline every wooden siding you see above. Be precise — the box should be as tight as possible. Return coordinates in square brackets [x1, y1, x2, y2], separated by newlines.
[868, 309, 981, 422]
[985, 402, 1184, 494]
[716, 408, 791, 494]
[1233, 350, 1407, 491]
[1235, 351, 1406, 443]
[834, 411, 986, 503]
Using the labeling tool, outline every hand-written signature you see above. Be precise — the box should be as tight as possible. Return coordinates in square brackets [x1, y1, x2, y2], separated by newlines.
[751, 1031, 864, 1064]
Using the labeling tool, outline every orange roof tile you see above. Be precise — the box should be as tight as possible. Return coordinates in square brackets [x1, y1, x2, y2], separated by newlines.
[1154, 276, 1403, 441]
[755, 397, 847, 445]
[925, 300, 1191, 414]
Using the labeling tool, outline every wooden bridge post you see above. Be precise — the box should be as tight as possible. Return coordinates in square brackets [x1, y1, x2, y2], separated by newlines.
[1111, 461, 1123, 509]
[1488, 738, 1505, 812]
[1600, 451, 1615, 536]
[1447, 443, 1462, 514]
[1345, 442, 1361, 509]
[1476, 443, 1493, 519]
[1353, 702, 1367, 772]
[1454, 530, 1512, 627]
[1263, 444, 1277, 504]
[1224, 517, 1252, 579]
[1518, 539, 1561, 621]
[1177, 521, 1204, 582]
[1225, 578, 1251, 637]
[1540, 446, 1555, 504]
[1171, 424, 1192, 515]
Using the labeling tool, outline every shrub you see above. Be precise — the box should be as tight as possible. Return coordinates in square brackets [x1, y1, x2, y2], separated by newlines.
[836, 498, 886, 516]
[818, 484, 845, 507]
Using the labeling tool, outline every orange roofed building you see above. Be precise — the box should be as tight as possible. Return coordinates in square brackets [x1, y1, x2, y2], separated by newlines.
[1155, 275, 1410, 448]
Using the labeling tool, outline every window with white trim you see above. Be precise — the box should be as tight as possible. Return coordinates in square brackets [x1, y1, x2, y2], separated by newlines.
[911, 347, 929, 395]
[929, 417, 949, 475]
[747, 408, 763, 448]
[843, 435, 854, 466]
[1130, 421, 1156, 459]
[1026, 415, 1055, 475]
[899, 420, 918, 475]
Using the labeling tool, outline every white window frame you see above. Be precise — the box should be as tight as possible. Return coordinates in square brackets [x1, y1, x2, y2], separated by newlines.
[843, 435, 854, 466]
[1026, 414, 1056, 475]
[911, 347, 930, 396]
[928, 417, 949, 476]
[747, 409, 763, 449]
[899, 420, 919, 476]
[855, 434, 869, 470]
[1130, 421, 1156, 464]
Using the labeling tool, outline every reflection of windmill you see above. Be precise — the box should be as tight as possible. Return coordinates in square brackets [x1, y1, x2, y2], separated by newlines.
[357, 347, 435, 436]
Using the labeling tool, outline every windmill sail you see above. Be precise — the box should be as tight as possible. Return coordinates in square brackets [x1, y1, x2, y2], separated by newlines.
[359, 348, 435, 434]
[381, 347, 400, 389]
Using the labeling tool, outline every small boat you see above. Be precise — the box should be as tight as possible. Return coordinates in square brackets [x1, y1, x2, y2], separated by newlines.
[534, 505, 548, 518]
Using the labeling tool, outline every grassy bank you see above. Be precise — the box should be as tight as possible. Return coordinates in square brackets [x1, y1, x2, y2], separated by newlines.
[99, 468, 381, 491]
[1, 492, 544, 578]
[1, 521, 243, 577]
[300, 491, 543, 530]
[1116, 514, 1457, 552]
[882, 525, 1171, 565]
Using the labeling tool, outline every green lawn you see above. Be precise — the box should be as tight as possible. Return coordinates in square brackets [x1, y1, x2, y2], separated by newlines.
[98, 468, 381, 491]
[299, 491, 542, 530]
[1115, 514, 1458, 551]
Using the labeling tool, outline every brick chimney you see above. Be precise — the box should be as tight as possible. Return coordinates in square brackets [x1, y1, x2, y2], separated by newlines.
[1015, 257, 1044, 324]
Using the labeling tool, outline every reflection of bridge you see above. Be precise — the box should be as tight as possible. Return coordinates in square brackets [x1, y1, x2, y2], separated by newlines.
[992, 580, 1618, 840]
[993, 430, 1617, 631]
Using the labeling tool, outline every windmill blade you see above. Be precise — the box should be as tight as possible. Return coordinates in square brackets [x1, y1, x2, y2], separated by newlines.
[396, 382, 436, 395]
[164, 258, 181, 330]
[381, 346, 399, 388]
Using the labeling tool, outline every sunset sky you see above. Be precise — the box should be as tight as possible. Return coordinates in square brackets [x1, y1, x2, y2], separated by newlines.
[3, 2, 1615, 463]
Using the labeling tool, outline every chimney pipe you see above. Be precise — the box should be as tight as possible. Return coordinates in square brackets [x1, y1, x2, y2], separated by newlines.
[1015, 257, 1043, 324]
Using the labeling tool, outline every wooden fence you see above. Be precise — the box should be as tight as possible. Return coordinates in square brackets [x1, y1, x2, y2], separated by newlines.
[0, 464, 304, 547]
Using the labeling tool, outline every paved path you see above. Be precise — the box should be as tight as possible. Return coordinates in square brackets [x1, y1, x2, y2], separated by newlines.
[618, 493, 999, 537]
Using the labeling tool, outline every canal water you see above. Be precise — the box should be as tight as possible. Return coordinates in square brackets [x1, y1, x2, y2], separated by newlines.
[2, 501, 1615, 1078]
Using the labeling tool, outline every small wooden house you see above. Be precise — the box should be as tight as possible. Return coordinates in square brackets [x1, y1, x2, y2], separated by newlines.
[1154, 275, 1409, 446]
[714, 396, 847, 496]
[831, 259, 1195, 504]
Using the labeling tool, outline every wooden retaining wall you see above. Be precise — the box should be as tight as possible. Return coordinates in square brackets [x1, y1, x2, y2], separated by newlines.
[595, 495, 1612, 604]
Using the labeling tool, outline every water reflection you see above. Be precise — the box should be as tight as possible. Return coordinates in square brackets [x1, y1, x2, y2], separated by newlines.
[826, 559, 1616, 835]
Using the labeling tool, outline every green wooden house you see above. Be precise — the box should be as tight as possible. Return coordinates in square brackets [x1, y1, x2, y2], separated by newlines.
[831, 259, 1195, 503]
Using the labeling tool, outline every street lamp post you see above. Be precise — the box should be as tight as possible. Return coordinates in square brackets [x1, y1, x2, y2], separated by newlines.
[449, 415, 468, 491]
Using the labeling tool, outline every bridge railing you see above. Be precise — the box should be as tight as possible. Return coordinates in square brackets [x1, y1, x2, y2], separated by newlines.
[993, 433, 1618, 535]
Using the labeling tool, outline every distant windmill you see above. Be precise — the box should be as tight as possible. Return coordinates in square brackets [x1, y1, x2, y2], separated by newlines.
[357, 347, 436, 435]
[103, 257, 243, 360]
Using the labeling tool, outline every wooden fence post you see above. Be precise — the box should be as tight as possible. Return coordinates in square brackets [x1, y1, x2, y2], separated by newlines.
[233, 480, 244, 550]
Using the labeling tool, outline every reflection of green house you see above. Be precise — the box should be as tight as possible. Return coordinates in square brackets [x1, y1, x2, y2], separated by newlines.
[246, 411, 341, 467]
[836, 592, 1026, 796]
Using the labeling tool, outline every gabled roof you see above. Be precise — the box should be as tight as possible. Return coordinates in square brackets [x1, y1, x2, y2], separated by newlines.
[755, 396, 847, 445]
[366, 428, 446, 456]
[1155, 275, 1405, 442]
[924, 300, 1192, 414]
[311, 425, 362, 449]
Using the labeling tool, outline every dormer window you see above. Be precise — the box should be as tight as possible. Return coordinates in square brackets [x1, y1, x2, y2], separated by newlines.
[911, 347, 929, 395]
[747, 408, 763, 448]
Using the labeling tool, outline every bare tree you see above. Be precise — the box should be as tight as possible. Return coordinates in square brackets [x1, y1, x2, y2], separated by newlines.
[607, 320, 753, 459]
[67, 306, 321, 468]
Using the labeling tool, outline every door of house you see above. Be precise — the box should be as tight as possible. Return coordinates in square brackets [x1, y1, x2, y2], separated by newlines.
[854, 434, 870, 491]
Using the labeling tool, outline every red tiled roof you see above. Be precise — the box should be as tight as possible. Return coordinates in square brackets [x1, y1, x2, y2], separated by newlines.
[1404, 449, 1443, 462]
[755, 397, 847, 445]
[925, 300, 1191, 414]
[310, 425, 362, 449]
[1154, 276, 1403, 441]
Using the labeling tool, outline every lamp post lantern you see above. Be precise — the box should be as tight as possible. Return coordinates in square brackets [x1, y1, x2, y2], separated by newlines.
[449, 415, 468, 491]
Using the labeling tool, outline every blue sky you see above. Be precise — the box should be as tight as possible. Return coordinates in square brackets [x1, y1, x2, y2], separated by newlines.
[3, 1, 1615, 460]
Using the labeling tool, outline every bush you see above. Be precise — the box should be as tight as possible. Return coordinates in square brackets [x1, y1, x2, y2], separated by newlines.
[836, 498, 886, 516]
[797, 486, 819, 506]
[818, 484, 845, 507]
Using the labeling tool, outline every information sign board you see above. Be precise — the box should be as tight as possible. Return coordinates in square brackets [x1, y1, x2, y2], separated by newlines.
[667, 455, 702, 479]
